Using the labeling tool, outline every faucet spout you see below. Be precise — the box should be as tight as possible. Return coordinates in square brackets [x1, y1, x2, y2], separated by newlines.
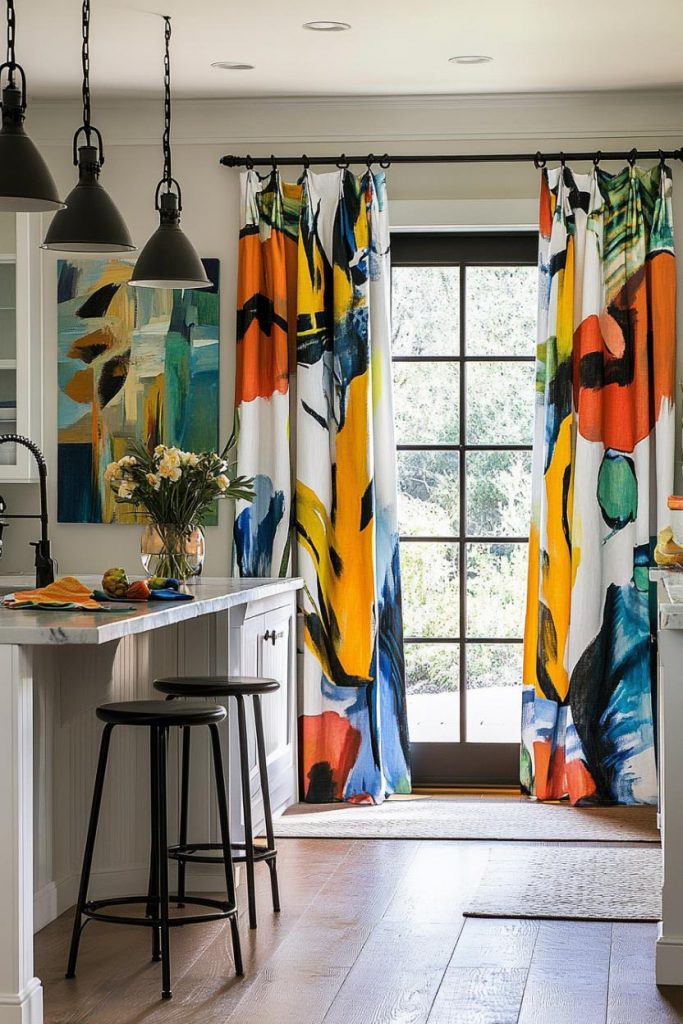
[0, 435, 55, 587]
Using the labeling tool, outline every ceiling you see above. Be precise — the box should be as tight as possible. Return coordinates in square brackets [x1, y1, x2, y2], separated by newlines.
[16, 0, 683, 100]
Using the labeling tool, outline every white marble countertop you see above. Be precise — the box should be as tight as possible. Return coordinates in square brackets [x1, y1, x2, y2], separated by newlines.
[650, 567, 683, 629]
[0, 576, 303, 645]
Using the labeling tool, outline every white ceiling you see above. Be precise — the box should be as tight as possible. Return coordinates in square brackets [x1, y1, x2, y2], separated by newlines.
[15, 0, 683, 100]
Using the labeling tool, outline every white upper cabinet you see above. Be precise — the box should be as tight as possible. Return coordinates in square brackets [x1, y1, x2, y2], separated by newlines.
[0, 214, 43, 481]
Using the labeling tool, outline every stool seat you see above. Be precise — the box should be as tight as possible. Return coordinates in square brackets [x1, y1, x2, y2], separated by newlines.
[96, 700, 227, 727]
[154, 675, 280, 698]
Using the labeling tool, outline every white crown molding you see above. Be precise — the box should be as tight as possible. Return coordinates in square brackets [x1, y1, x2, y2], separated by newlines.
[30, 86, 683, 109]
[27, 88, 683, 149]
[37, 128, 683, 149]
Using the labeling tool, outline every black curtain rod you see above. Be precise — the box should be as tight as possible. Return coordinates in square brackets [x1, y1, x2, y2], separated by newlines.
[220, 147, 683, 169]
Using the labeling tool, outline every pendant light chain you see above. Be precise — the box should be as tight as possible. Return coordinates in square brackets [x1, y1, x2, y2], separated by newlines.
[162, 15, 172, 189]
[81, 0, 91, 143]
[5, 0, 15, 84]
[41, 0, 133, 248]
[128, 12, 209, 287]
[0, 0, 63, 213]
[71, 0, 104, 166]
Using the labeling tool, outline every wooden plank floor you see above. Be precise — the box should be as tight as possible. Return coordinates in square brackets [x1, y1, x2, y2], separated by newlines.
[35, 838, 683, 1024]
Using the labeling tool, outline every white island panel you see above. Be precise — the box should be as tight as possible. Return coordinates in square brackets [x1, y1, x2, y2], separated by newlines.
[652, 568, 683, 984]
[0, 575, 301, 1024]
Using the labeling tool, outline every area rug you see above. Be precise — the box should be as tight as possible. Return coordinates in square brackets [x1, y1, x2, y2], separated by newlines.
[464, 846, 661, 921]
[273, 796, 659, 843]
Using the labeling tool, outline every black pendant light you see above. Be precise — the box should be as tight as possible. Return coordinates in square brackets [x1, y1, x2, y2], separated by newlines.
[129, 17, 209, 289]
[43, 0, 134, 252]
[0, 0, 64, 212]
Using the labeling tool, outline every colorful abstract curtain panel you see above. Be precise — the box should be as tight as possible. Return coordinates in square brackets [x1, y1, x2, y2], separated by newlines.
[58, 258, 219, 523]
[233, 169, 411, 804]
[522, 163, 675, 806]
[232, 176, 299, 577]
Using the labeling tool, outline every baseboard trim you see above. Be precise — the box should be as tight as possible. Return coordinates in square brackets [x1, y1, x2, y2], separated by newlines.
[656, 927, 683, 984]
[0, 975, 43, 1024]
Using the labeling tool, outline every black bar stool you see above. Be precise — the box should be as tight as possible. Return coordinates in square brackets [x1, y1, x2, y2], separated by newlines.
[65, 700, 243, 1000]
[154, 676, 280, 930]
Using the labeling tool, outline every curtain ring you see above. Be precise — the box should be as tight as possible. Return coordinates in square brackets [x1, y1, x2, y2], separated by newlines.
[302, 153, 311, 170]
[559, 151, 566, 168]
[270, 154, 278, 171]
[628, 148, 637, 167]
[593, 150, 602, 168]
[379, 153, 391, 168]
[336, 153, 350, 169]
[245, 154, 254, 171]
[659, 149, 667, 169]
[366, 153, 375, 168]
[533, 151, 546, 169]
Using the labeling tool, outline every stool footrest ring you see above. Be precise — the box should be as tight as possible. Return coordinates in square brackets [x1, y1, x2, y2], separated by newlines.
[169, 841, 277, 865]
[81, 894, 237, 928]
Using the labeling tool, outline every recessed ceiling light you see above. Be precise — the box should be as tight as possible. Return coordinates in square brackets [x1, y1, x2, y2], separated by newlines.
[211, 61, 255, 70]
[449, 55, 493, 65]
[303, 20, 351, 31]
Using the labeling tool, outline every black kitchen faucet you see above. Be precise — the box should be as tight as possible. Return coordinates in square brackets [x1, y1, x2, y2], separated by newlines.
[0, 434, 55, 587]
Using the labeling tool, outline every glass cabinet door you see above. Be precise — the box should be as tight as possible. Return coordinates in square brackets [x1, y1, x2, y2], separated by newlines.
[0, 215, 17, 466]
[0, 213, 43, 481]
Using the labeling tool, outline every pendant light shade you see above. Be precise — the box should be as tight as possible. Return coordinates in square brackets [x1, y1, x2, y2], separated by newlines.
[128, 190, 209, 288]
[0, 1, 64, 213]
[43, 143, 134, 251]
[42, 1, 133, 251]
[129, 17, 209, 290]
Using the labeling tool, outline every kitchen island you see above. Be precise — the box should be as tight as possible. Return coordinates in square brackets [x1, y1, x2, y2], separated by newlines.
[0, 575, 302, 1024]
[653, 568, 683, 985]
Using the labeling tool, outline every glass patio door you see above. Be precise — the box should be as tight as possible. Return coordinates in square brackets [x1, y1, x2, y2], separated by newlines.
[391, 232, 538, 786]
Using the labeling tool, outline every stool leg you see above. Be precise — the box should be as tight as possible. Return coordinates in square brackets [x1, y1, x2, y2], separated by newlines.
[236, 694, 257, 929]
[253, 695, 280, 913]
[66, 723, 114, 979]
[209, 724, 244, 977]
[147, 726, 161, 961]
[177, 725, 191, 908]
[157, 725, 172, 999]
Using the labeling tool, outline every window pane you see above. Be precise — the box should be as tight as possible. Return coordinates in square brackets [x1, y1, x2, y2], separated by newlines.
[405, 643, 460, 742]
[466, 266, 536, 356]
[0, 263, 15, 308]
[394, 362, 459, 445]
[466, 643, 523, 742]
[0, 308, 15, 361]
[392, 266, 460, 356]
[466, 542, 528, 638]
[398, 450, 459, 537]
[466, 451, 532, 538]
[466, 361, 534, 445]
[401, 541, 459, 638]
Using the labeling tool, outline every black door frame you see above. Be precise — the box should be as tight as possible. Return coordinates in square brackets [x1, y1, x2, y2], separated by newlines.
[392, 230, 538, 787]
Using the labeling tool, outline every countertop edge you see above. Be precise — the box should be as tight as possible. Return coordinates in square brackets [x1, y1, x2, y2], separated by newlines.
[0, 577, 303, 646]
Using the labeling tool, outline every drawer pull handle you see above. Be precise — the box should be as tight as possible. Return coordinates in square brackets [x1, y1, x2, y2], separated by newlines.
[263, 629, 284, 645]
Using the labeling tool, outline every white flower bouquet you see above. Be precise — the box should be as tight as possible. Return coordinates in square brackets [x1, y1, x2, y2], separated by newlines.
[104, 440, 254, 579]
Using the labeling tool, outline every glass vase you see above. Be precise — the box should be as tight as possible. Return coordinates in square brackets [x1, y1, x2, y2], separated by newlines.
[140, 524, 205, 582]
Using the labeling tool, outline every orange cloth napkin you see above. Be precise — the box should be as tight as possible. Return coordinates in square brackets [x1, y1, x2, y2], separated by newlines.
[10, 576, 101, 610]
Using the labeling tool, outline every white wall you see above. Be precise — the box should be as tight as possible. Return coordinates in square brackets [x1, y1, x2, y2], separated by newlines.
[3, 88, 683, 578]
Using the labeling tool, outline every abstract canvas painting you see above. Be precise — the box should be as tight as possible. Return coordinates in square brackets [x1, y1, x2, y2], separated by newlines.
[57, 258, 219, 523]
